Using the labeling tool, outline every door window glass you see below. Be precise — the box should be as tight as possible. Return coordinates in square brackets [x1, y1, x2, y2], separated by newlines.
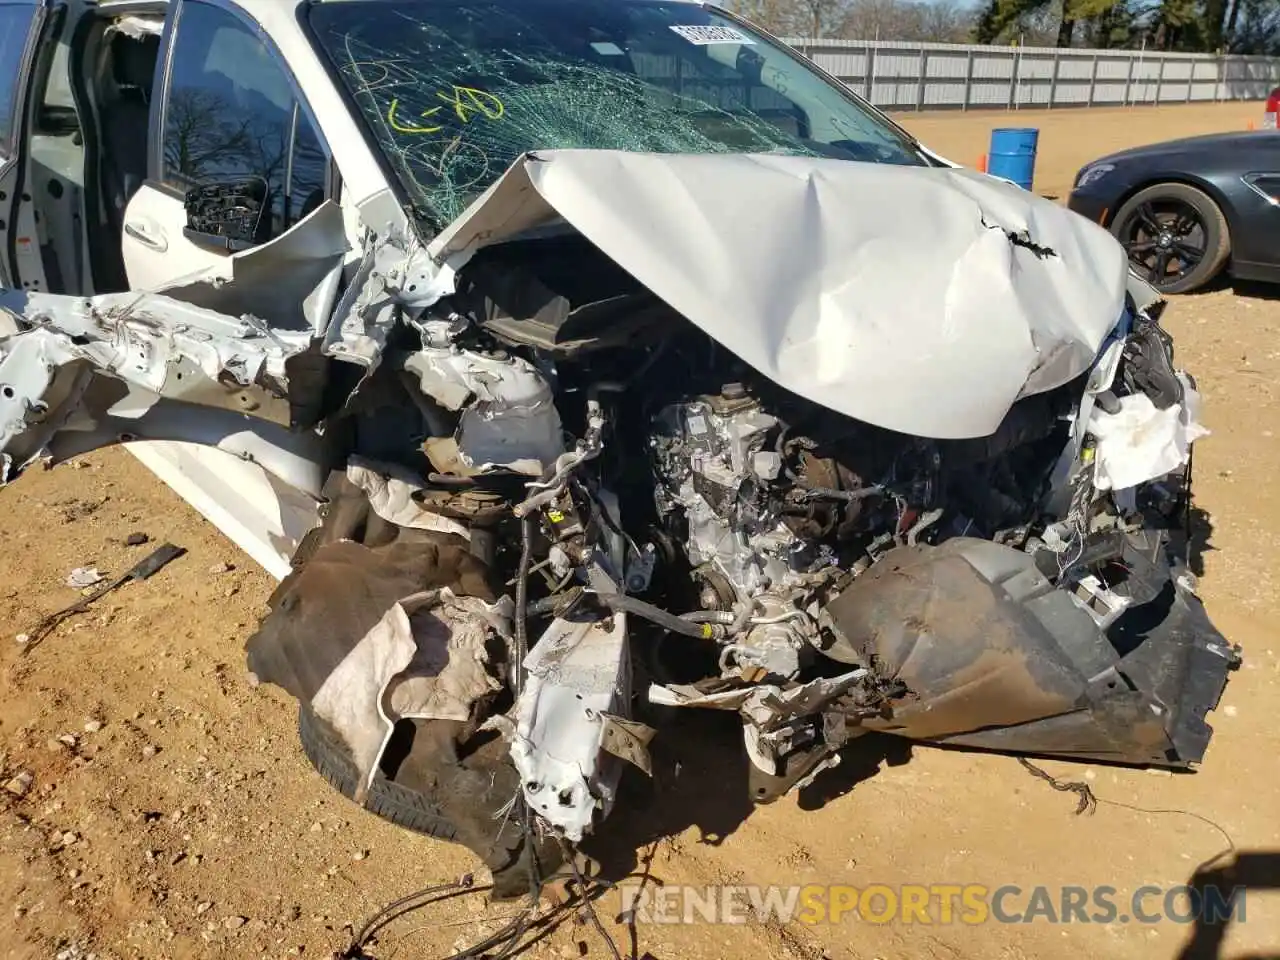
[0, 1, 40, 154]
[161, 0, 328, 240]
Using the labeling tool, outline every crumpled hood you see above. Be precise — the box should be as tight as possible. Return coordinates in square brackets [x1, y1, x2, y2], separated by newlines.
[430, 149, 1130, 439]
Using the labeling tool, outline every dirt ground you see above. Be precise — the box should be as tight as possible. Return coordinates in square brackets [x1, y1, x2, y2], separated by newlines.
[2, 101, 1278, 960]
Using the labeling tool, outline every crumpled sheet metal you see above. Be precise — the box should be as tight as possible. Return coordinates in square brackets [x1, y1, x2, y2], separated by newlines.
[0, 290, 275, 400]
[0, 321, 331, 491]
[429, 149, 1130, 440]
[323, 233, 410, 368]
[505, 612, 631, 842]
[0, 201, 355, 486]
[150, 200, 350, 345]
[404, 348, 565, 476]
[649, 670, 867, 733]
[649, 671, 867, 791]
[135, 196, 393, 370]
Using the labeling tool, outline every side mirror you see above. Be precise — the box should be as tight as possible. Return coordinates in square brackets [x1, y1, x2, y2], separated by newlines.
[183, 179, 271, 252]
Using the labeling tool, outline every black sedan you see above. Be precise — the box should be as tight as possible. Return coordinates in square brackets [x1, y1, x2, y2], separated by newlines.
[1068, 131, 1280, 294]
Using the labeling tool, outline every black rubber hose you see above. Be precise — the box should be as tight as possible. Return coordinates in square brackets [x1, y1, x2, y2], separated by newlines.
[591, 592, 719, 639]
[512, 516, 533, 694]
[526, 587, 584, 618]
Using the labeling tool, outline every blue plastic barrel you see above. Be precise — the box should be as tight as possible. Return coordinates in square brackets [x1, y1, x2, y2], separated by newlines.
[987, 128, 1039, 191]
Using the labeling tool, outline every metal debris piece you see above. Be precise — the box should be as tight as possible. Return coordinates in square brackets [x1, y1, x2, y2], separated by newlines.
[21, 544, 187, 654]
[65, 567, 105, 589]
[510, 604, 630, 841]
[599, 715, 657, 776]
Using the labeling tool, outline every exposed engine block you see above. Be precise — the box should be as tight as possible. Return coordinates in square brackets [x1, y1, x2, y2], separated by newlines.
[649, 386, 833, 680]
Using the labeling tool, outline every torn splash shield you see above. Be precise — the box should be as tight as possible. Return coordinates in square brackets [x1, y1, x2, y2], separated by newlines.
[246, 536, 507, 800]
[822, 536, 1239, 766]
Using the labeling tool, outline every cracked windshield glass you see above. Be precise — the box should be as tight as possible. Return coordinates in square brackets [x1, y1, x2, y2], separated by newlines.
[307, 0, 925, 229]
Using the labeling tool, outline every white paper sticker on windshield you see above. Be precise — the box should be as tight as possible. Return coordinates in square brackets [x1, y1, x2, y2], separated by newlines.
[591, 41, 625, 55]
[669, 25, 755, 45]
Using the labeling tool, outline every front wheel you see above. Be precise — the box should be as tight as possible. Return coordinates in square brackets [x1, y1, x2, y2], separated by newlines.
[1111, 183, 1230, 295]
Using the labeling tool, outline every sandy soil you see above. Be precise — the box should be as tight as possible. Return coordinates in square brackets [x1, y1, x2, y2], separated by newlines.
[2, 102, 1278, 960]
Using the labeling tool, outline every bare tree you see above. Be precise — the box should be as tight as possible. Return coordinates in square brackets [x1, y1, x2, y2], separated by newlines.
[798, 0, 853, 36]
[918, 0, 977, 41]
[839, 0, 903, 39]
[838, 0, 975, 41]
[726, 0, 806, 36]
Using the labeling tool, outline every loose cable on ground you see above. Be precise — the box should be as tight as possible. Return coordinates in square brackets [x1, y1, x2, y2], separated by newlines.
[339, 830, 623, 959]
[1016, 756, 1236, 874]
[337, 875, 478, 958]
[557, 836, 624, 960]
[19, 543, 187, 654]
[338, 873, 608, 960]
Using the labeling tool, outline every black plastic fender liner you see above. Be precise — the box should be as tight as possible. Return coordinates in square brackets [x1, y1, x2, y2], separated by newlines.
[248, 474, 560, 898]
[822, 536, 1238, 767]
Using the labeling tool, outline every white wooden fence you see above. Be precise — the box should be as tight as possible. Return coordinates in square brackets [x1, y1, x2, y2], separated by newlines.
[782, 38, 1280, 111]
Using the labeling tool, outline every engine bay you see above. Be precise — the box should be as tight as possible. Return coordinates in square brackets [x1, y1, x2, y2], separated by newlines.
[233, 227, 1235, 845]
[0, 178, 1239, 893]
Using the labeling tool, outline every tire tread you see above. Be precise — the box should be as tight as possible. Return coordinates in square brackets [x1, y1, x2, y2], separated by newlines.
[296, 704, 459, 841]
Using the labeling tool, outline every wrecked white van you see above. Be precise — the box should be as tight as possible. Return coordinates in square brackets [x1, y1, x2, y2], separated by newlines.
[0, 0, 1238, 894]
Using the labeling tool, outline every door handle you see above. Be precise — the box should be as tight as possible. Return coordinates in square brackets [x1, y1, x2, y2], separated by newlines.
[124, 220, 168, 253]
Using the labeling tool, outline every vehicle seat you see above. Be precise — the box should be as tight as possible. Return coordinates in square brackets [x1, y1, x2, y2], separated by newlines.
[99, 34, 158, 239]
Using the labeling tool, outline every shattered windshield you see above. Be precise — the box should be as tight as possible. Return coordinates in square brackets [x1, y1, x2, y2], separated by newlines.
[307, 0, 924, 229]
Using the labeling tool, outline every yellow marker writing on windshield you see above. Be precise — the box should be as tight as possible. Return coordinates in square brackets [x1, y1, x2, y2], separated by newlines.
[437, 85, 504, 122]
[387, 98, 443, 134]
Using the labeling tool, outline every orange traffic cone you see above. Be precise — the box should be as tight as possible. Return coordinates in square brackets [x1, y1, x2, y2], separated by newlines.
[977, 153, 988, 173]
[1247, 120, 1257, 130]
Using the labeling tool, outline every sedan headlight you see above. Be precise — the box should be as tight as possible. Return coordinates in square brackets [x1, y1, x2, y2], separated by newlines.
[1075, 163, 1116, 189]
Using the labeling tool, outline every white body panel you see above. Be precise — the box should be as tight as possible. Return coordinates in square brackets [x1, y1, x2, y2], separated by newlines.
[120, 188, 217, 285]
[114, 0, 402, 579]
[127, 441, 316, 579]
